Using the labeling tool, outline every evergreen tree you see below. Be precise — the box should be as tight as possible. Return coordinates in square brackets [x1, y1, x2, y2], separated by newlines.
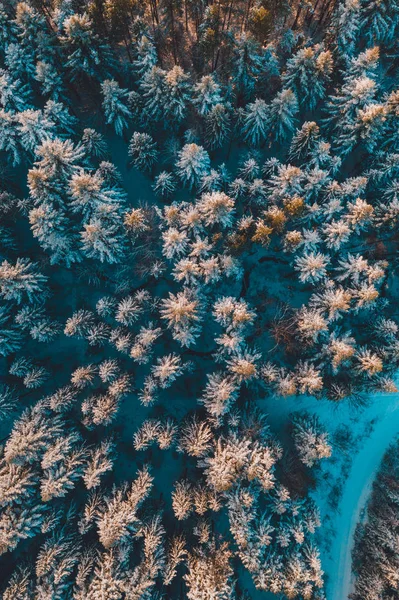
[0, 306, 22, 357]
[129, 132, 158, 172]
[283, 45, 333, 110]
[243, 98, 269, 146]
[176, 143, 211, 188]
[323, 76, 377, 145]
[140, 66, 167, 124]
[35, 61, 63, 100]
[81, 128, 108, 159]
[193, 75, 223, 116]
[153, 171, 176, 198]
[17, 109, 55, 155]
[331, 0, 361, 64]
[340, 102, 387, 156]
[0, 69, 31, 112]
[44, 100, 77, 137]
[163, 65, 191, 128]
[232, 33, 263, 101]
[101, 79, 132, 136]
[347, 47, 380, 80]
[289, 121, 321, 162]
[14, 1, 51, 62]
[62, 13, 115, 81]
[268, 88, 299, 143]
[5, 43, 35, 80]
[0, 109, 22, 166]
[0, 384, 17, 419]
[205, 104, 231, 149]
[33, 138, 86, 181]
[81, 209, 125, 264]
[291, 412, 332, 467]
[360, 0, 399, 45]
[0, 258, 48, 304]
[133, 34, 158, 79]
[0, 3, 18, 54]
[69, 169, 126, 220]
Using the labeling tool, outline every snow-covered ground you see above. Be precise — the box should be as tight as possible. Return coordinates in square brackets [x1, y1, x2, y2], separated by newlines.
[325, 388, 399, 600]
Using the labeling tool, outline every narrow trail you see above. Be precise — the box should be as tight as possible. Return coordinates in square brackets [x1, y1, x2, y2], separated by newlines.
[326, 390, 399, 600]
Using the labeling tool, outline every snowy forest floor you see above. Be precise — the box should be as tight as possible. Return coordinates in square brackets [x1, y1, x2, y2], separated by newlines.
[327, 390, 399, 600]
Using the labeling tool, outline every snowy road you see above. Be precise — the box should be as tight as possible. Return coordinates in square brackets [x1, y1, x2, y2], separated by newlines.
[326, 389, 399, 600]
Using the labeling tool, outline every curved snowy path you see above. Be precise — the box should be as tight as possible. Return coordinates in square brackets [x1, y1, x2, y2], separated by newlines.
[326, 389, 399, 600]
[262, 387, 399, 600]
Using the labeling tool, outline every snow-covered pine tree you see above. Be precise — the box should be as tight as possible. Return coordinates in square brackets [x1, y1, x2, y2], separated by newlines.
[140, 66, 167, 124]
[62, 13, 115, 81]
[101, 79, 132, 136]
[0, 109, 22, 165]
[35, 61, 63, 100]
[243, 98, 269, 146]
[205, 103, 231, 149]
[176, 143, 211, 188]
[232, 33, 263, 101]
[163, 66, 191, 129]
[283, 45, 333, 111]
[193, 74, 223, 116]
[0, 258, 48, 304]
[331, 0, 361, 65]
[360, 0, 399, 46]
[133, 34, 158, 79]
[268, 88, 299, 143]
[129, 132, 158, 172]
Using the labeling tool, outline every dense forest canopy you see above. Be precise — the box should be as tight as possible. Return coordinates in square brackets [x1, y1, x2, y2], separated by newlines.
[0, 0, 398, 598]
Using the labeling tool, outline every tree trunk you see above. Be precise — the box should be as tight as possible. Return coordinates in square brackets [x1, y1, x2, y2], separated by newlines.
[292, 2, 303, 29]
[149, 1, 156, 30]
[123, 35, 133, 62]
[153, 0, 160, 25]
[170, 3, 178, 64]
[244, 0, 253, 30]
[306, 0, 321, 26]
[213, 0, 234, 71]
[318, 0, 335, 26]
